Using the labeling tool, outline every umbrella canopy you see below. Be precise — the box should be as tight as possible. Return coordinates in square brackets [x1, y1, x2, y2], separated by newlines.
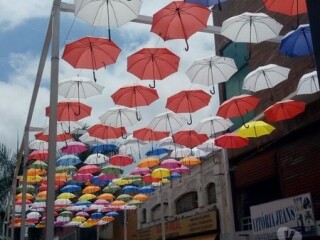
[145, 147, 170, 157]
[130, 167, 151, 176]
[138, 186, 155, 194]
[127, 47, 180, 88]
[79, 194, 97, 201]
[122, 185, 139, 194]
[296, 71, 320, 95]
[46, 100, 92, 121]
[56, 155, 82, 166]
[172, 130, 208, 149]
[87, 124, 126, 140]
[109, 154, 134, 166]
[97, 193, 115, 201]
[29, 140, 48, 150]
[61, 141, 87, 155]
[148, 111, 186, 134]
[56, 165, 77, 174]
[151, 168, 171, 179]
[151, 1, 211, 51]
[195, 116, 233, 137]
[185, 0, 228, 9]
[237, 121, 276, 138]
[62, 37, 121, 81]
[74, 0, 142, 39]
[171, 165, 191, 174]
[166, 89, 211, 125]
[160, 158, 182, 169]
[221, 12, 283, 59]
[110, 200, 126, 206]
[60, 184, 81, 193]
[264, 100, 306, 122]
[197, 138, 221, 152]
[73, 173, 94, 182]
[133, 127, 170, 142]
[84, 154, 109, 165]
[137, 157, 160, 168]
[242, 64, 290, 96]
[180, 156, 202, 166]
[116, 194, 132, 202]
[28, 150, 48, 161]
[215, 133, 249, 149]
[16, 185, 36, 194]
[78, 165, 100, 174]
[27, 168, 47, 176]
[15, 193, 34, 200]
[186, 56, 238, 94]
[90, 144, 118, 153]
[170, 147, 192, 158]
[57, 192, 76, 200]
[279, 24, 313, 59]
[133, 194, 149, 202]
[82, 185, 101, 194]
[101, 166, 124, 175]
[35, 131, 72, 143]
[111, 84, 159, 120]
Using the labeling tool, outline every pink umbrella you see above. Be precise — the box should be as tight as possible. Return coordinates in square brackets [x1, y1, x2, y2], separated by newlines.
[77, 165, 101, 174]
[61, 141, 87, 154]
[76, 212, 89, 217]
[94, 199, 110, 206]
[130, 167, 151, 175]
[171, 165, 191, 174]
[95, 173, 117, 181]
[73, 173, 94, 182]
[160, 158, 181, 169]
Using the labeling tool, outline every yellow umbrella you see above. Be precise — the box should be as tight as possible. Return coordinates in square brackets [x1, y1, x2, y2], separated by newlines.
[86, 218, 99, 225]
[112, 178, 133, 186]
[19, 175, 42, 184]
[237, 120, 275, 138]
[72, 216, 86, 223]
[133, 194, 149, 202]
[80, 221, 96, 228]
[137, 157, 160, 168]
[101, 216, 114, 222]
[97, 193, 115, 201]
[36, 191, 47, 200]
[110, 200, 125, 206]
[27, 168, 47, 176]
[15, 193, 34, 200]
[78, 193, 96, 201]
[151, 168, 170, 179]
[82, 185, 101, 194]
[57, 192, 76, 199]
[180, 156, 201, 166]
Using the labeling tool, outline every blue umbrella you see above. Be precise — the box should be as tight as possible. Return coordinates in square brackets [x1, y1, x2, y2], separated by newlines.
[138, 186, 155, 194]
[91, 212, 103, 219]
[60, 184, 81, 193]
[56, 155, 81, 166]
[185, 0, 228, 10]
[145, 147, 170, 157]
[280, 24, 313, 58]
[75, 200, 92, 206]
[91, 176, 110, 186]
[166, 172, 182, 180]
[90, 144, 118, 153]
[66, 180, 83, 186]
[106, 211, 119, 217]
[122, 185, 139, 194]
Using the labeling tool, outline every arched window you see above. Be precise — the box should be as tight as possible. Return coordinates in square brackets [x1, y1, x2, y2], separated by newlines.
[207, 183, 217, 204]
[151, 203, 168, 221]
[141, 208, 146, 224]
[175, 191, 198, 214]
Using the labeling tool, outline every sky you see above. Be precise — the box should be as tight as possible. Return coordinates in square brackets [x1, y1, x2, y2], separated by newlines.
[0, 0, 220, 152]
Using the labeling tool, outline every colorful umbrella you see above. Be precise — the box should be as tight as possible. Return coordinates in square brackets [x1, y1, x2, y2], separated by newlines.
[97, 193, 115, 201]
[151, 1, 211, 51]
[195, 116, 233, 138]
[77, 165, 100, 174]
[121, 185, 139, 195]
[35, 131, 72, 143]
[133, 127, 170, 142]
[172, 130, 208, 149]
[36, 191, 47, 200]
[56, 165, 77, 174]
[56, 155, 82, 166]
[116, 194, 132, 202]
[215, 133, 249, 149]
[264, 100, 306, 122]
[60, 184, 81, 193]
[145, 147, 170, 157]
[84, 154, 109, 165]
[27, 168, 47, 176]
[16, 185, 36, 194]
[73, 173, 94, 182]
[160, 158, 182, 169]
[79, 193, 97, 201]
[180, 156, 201, 167]
[110, 200, 125, 206]
[137, 157, 160, 168]
[166, 89, 211, 125]
[127, 47, 180, 88]
[90, 144, 118, 153]
[236, 121, 276, 138]
[130, 167, 151, 176]
[101, 166, 124, 175]
[82, 185, 101, 194]
[15, 193, 34, 200]
[28, 150, 48, 161]
[186, 56, 238, 94]
[29, 139, 48, 150]
[138, 186, 155, 194]
[111, 84, 159, 120]
[171, 165, 191, 174]
[57, 192, 76, 200]
[60, 141, 87, 155]
[29, 160, 47, 170]
[87, 124, 126, 140]
[109, 154, 133, 166]
[217, 94, 260, 126]
[296, 71, 320, 95]
[62, 36, 121, 81]
[151, 168, 171, 179]
[141, 174, 161, 183]
[102, 185, 121, 194]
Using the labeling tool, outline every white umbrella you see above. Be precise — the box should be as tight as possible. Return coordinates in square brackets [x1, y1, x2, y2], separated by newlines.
[192, 147, 211, 157]
[195, 116, 233, 137]
[296, 71, 320, 95]
[170, 147, 192, 158]
[158, 136, 183, 150]
[99, 106, 140, 130]
[186, 56, 238, 94]
[221, 12, 283, 59]
[26, 212, 41, 219]
[79, 133, 107, 145]
[148, 111, 186, 133]
[29, 139, 49, 150]
[242, 64, 290, 97]
[119, 136, 146, 159]
[197, 138, 221, 152]
[75, 0, 142, 39]
[43, 121, 83, 134]
[84, 153, 109, 165]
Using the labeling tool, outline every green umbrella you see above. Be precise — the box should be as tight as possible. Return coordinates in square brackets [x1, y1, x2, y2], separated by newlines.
[56, 165, 77, 173]
[59, 211, 74, 218]
[29, 160, 48, 169]
[101, 165, 123, 175]
[102, 185, 121, 194]
[16, 185, 36, 193]
[116, 194, 132, 202]
[126, 200, 142, 206]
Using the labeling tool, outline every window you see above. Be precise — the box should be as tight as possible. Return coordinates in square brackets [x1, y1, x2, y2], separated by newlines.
[141, 208, 146, 224]
[207, 183, 217, 204]
[151, 203, 168, 221]
[175, 192, 198, 214]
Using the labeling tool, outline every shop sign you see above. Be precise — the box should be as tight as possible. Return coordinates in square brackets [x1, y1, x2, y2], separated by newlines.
[250, 193, 317, 240]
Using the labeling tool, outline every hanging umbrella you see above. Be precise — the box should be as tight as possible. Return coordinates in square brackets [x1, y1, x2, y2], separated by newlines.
[151, 168, 171, 179]
[116, 194, 132, 202]
[137, 157, 160, 168]
[35, 131, 72, 143]
[27, 168, 47, 176]
[263, 0, 307, 27]
[29, 140, 48, 150]
[101, 166, 124, 175]
[111, 84, 159, 120]
[82, 185, 101, 194]
[151, 1, 211, 51]
[180, 156, 202, 167]
[90, 144, 118, 153]
[79, 194, 97, 201]
[91, 176, 111, 187]
[74, 0, 142, 40]
[99, 106, 140, 138]
[106, 211, 119, 217]
[87, 124, 126, 140]
[197, 138, 221, 152]
[242, 64, 290, 100]
[138, 186, 155, 194]
[185, 0, 228, 10]
[158, 136, 183, 150]
[36, 191, 47, 200]
[97, 193, 115, 201]
[195, 116, 233, 138]
[127, 47, 180, 88]
[109, 154, 134, 167]
[15, 193, 34, 201]
[78, 165, 101, 174]
[73, 173, 94, 182]
[217, 94, 260, 127]
[148, 111, 186, 134]
[56, 155, 82, 166]
[145, 147, 170, 157]
[166, 89, 211, 125]
[133, 127, 170, 142]
[79, 133, 107, 145]
[62, 36, 121, 81]
[28, 150, 48, 161]
[160, 159, 181, 169]
[170, 147, 192, 158]
[84, 154, 109, 165]
[29, 161, 47, 170]
[171, 165, 191, 175]
[130, 167, 151, 176]
[16, 185, 36, 194]
[57, 192, 76, 200]
[236, 121, 276, 138]
[60, 141, 87, 155]
[221, 12, 283, 59]
[215, 133, 249, 149]
[56, 165, 77, 174]
[141, 174, 161, 183]
[296, 71, 320, 95]
[264, 100, 306, 122]
[60, 184, 81, 193]
[186, 56, 238, 94]
[122, 186, 139, 194]
[172, 130, 208, 149]
[110, 200, 126, 206]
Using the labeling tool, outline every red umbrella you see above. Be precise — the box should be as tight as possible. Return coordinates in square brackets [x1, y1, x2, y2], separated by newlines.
[45, 101, 92, 121]
[215, 133, 249, 149]
[133, 127, 170, 141]
[109, 154, 134, 167]
[35, 131, 72, 142]
[111, 84, 159, 120]
[28, 150, 49, 161]
[127, 48, 180, 88]
[87, 124, 126, 140]
[77, 165, 101, 175]
[264, 100, 306, 122]
[151, 1, 211, 51]
[141, 174, 161, 183]
[166, 89, 211, 125]
[217, 94, 259, 126]
[62, 36, 121, 81]
[172, 130, 208, 148]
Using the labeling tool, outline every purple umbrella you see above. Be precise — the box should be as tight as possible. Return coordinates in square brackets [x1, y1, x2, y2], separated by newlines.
[73, 173, 93, 182]
[61, 141, 87, 154]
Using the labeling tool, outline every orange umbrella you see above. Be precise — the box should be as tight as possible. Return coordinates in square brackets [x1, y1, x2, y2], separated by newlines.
[55, 173, 70, 180]
[180, 156, 201, 166]
[15, 193, 34, 200]
[110, 200, 125, 206]
[27, 168, 47, 176]
[137, 157, 160, 168]
[82, 185, 101, 194]
[264, 100, 306, 122]
[101, 216, 115, 222]
[36, 191, 47, 200]
[97, 193, 115, 201]
[133, 194, 149, 202]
